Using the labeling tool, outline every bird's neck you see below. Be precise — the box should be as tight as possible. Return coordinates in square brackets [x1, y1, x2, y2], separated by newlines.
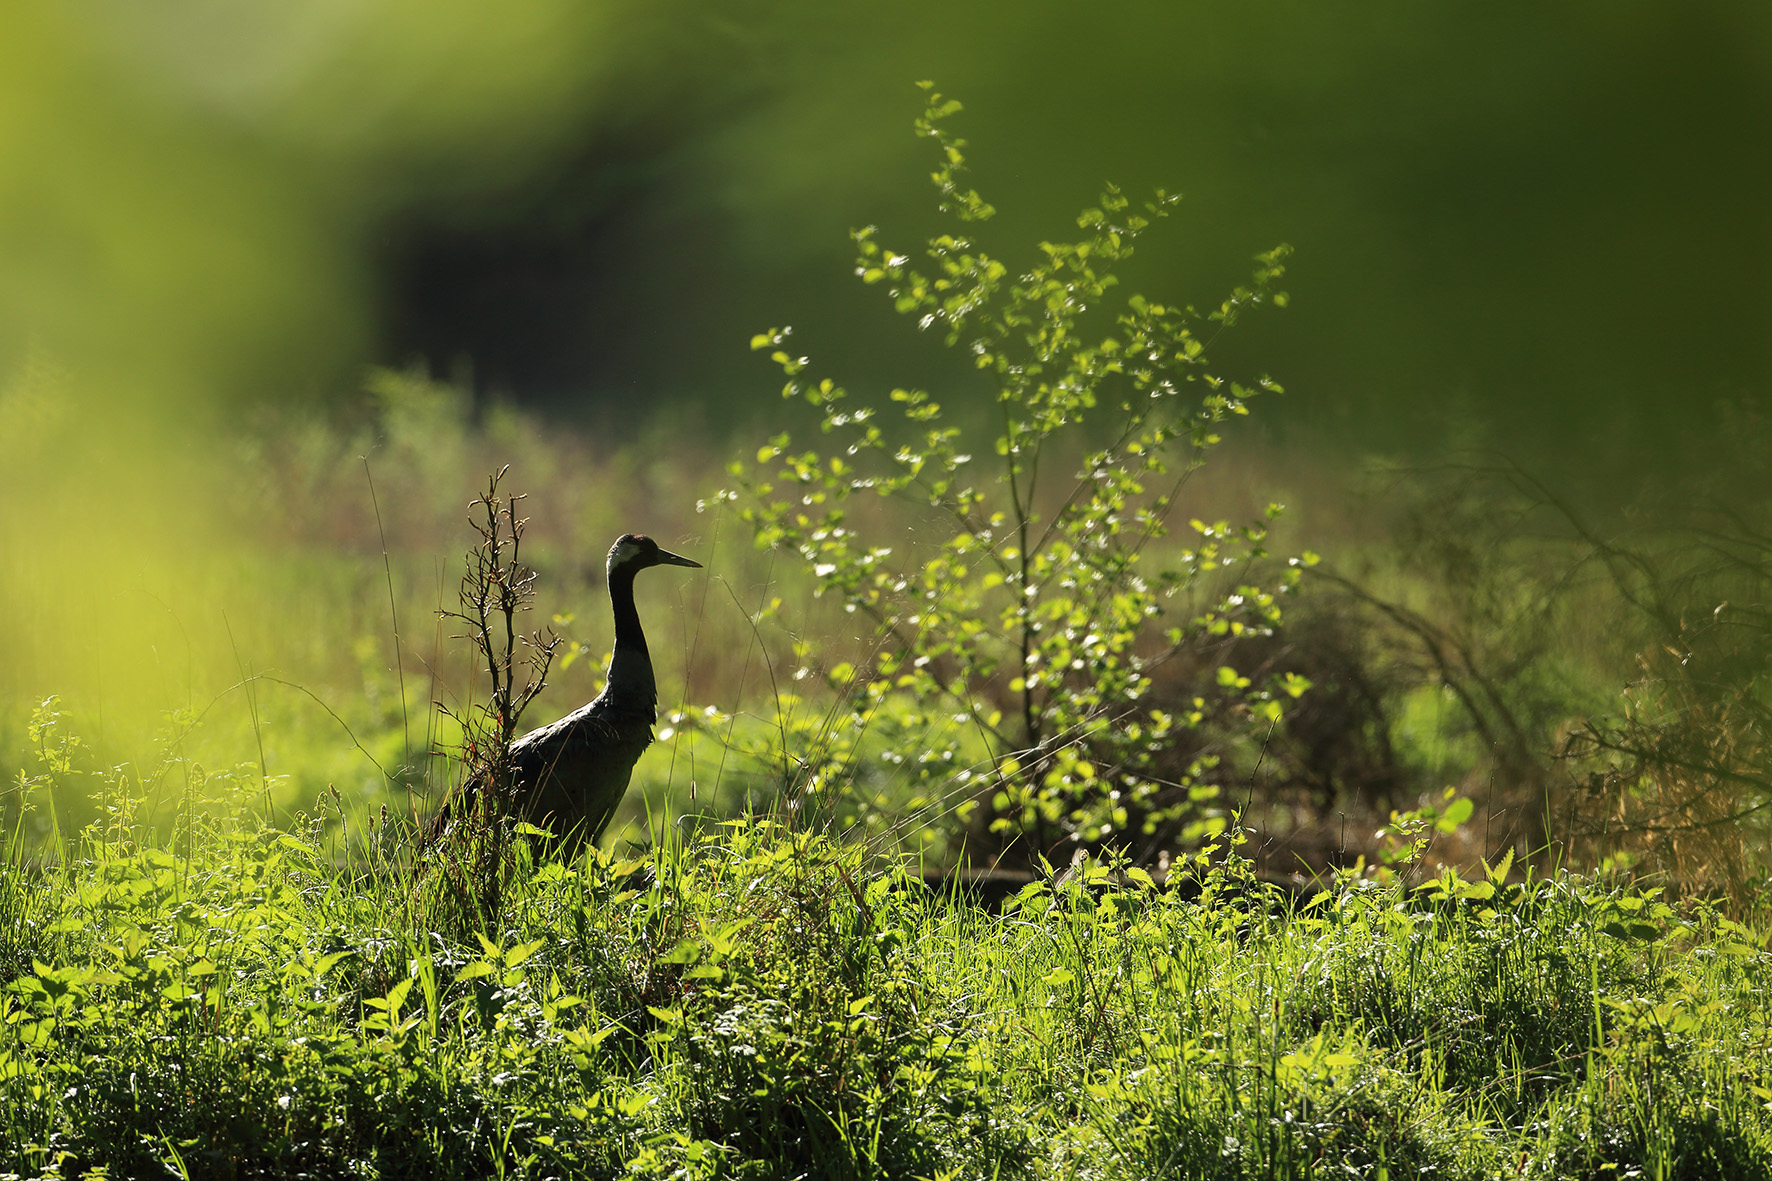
[605, 564, 657, 713]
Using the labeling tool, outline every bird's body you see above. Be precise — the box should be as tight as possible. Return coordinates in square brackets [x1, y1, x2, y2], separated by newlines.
[433, 533, 700, 850]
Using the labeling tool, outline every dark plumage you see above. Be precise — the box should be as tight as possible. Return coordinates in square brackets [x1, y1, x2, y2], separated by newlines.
[435, 533, 701, 849]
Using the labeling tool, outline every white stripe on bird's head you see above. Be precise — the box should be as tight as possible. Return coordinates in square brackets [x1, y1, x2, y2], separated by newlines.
[608, 534, 650, 570]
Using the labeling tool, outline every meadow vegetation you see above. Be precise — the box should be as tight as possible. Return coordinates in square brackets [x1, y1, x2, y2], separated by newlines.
[3, 738, 1770, 1178]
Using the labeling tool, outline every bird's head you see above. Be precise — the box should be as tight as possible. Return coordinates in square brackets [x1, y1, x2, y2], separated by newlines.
[607, 533, 702, 576]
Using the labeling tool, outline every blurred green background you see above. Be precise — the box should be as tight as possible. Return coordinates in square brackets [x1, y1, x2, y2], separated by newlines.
[3, 0, 1768, 853]
[7, 0, 1768, 449]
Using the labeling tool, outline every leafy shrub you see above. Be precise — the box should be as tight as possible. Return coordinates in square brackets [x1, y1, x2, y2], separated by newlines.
[716, 84, 1308, 865]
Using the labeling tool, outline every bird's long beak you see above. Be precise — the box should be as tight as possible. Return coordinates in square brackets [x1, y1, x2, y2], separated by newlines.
[655, 547, 702, 569]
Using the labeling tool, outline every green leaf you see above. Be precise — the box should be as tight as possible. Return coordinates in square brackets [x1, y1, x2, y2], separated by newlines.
[1436, 797, 1475, 831]
[504, 939, 546, 969]
[660, 939, 703, 966]
[382, 977, 414, 1017]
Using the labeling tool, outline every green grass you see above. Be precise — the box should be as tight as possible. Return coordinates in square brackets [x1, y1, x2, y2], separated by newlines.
[3, 742, 1770, 1181]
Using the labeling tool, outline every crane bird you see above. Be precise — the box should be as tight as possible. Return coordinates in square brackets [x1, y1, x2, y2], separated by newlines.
[434, 533, 701, 850]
